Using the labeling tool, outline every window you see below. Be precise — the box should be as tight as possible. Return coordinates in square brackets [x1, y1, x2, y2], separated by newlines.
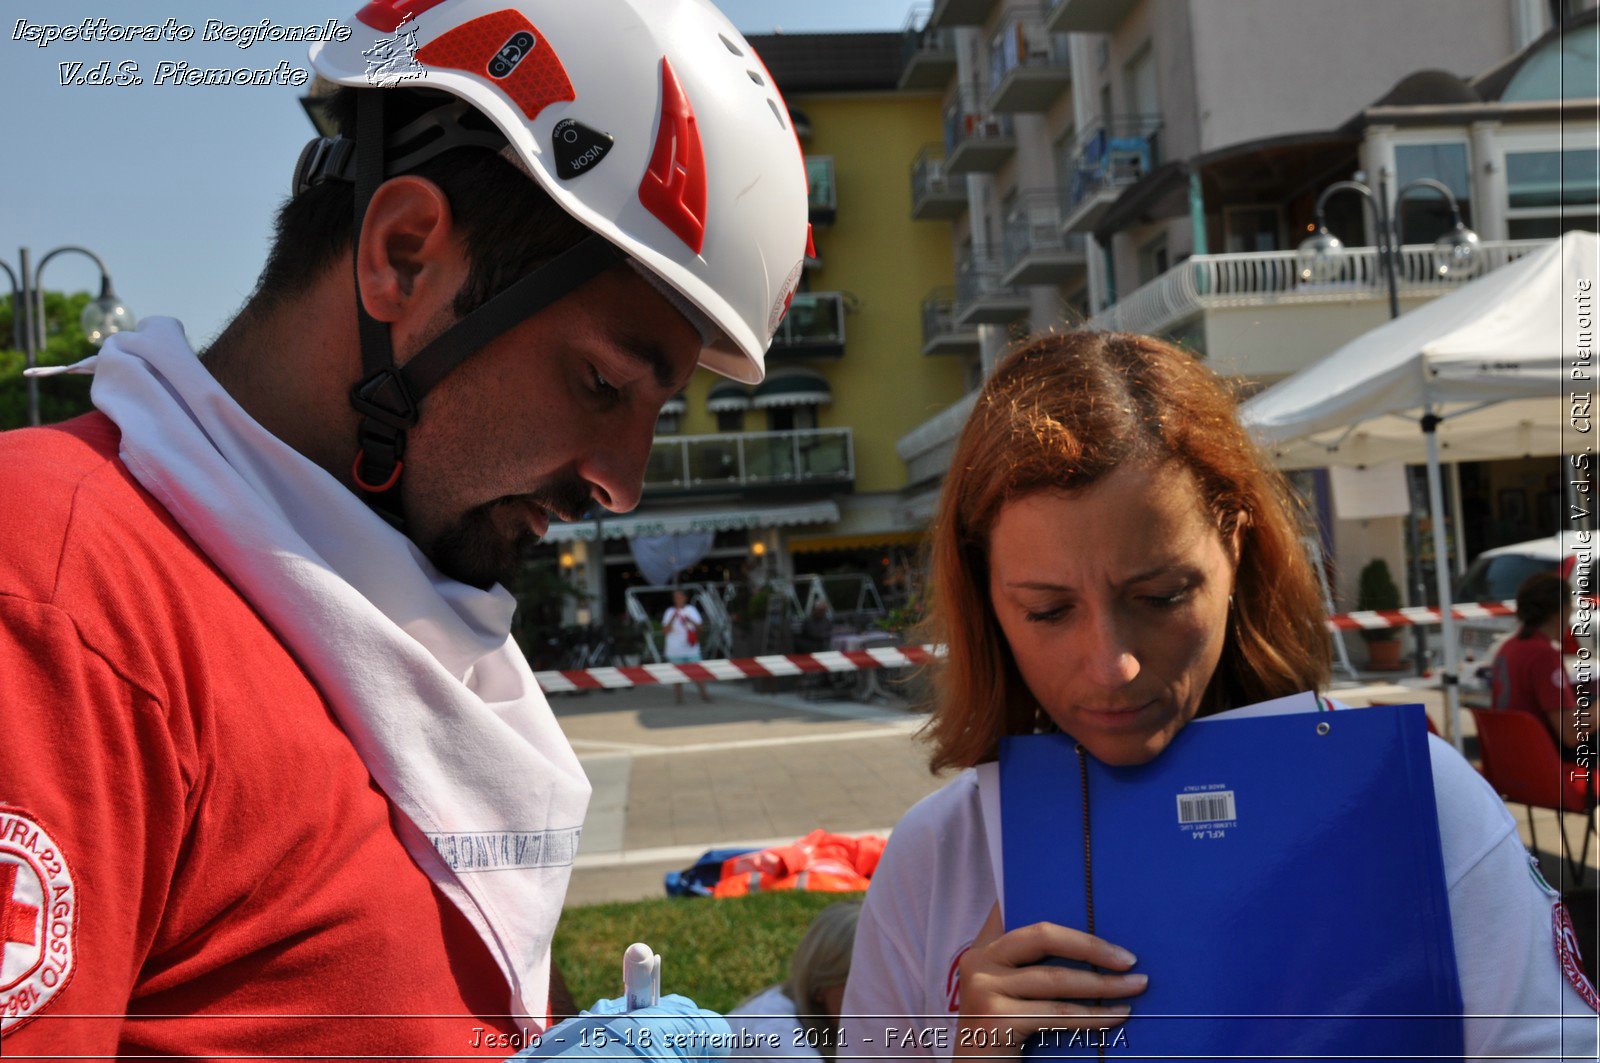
[1223, 206, 1284, 253]
[767, 406, 818, 432]
[1506, 147, 1600, 238]
[1123, 43, 1157, 119]
[656, 411, 681, 435]
[1393, 142, 1472, 245]
[715, 409, 745, 433]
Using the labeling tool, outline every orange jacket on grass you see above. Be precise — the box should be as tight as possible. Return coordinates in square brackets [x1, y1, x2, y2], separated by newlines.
[712, 830, 886, 897]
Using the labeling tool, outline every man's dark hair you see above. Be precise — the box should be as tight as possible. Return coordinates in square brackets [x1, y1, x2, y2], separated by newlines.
[245, 85, 592, 324]
[1514, 569, 1569, 639]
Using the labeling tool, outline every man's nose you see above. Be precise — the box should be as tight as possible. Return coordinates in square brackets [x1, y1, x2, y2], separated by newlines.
[579, 414, 654, 515]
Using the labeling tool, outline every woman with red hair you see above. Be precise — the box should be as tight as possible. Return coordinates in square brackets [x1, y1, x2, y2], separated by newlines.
[838, 332, 1597, 1059]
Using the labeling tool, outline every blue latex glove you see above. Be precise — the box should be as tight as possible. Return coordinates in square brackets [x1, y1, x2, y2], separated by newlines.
[509, 994, 732, 1061]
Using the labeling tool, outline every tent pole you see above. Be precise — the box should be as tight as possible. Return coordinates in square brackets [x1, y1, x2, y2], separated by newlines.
[1423, 410, 1464, 752]
[1449, 462, 1468, 576]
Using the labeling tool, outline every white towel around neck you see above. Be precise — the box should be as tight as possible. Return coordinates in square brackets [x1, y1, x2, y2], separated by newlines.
[78, 317, 590, 1029]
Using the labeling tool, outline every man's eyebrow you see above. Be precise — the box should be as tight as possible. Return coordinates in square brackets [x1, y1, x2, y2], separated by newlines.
[614, 332, 679, 392]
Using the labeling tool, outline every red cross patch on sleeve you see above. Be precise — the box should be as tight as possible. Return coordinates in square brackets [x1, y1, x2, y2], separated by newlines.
[0, 805, 77, 1033]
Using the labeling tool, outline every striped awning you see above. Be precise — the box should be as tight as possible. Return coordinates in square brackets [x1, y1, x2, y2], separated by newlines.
[659, 392, 687, 417]
[752, 368, 832, 409]
[706, 380, 754, 413]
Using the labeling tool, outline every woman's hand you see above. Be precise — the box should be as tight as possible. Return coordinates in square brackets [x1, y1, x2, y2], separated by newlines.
[954, 903, 1146, 1058]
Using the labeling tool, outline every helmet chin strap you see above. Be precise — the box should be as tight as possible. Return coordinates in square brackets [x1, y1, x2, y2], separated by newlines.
[346, 90, 626, 532]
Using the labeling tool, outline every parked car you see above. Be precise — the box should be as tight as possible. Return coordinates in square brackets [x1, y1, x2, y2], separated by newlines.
[1454, 531, 1589, 695]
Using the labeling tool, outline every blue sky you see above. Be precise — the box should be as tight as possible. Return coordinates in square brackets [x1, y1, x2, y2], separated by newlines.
[0, 2, 917, 348]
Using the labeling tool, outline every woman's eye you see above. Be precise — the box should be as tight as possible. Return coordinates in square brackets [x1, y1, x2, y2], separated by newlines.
[589, 365, 621, 401]
[1025, 605, 1068, 623]
[1143, 588, 1192, 608]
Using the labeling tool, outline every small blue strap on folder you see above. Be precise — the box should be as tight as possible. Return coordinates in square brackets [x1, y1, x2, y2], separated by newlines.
[1000, 702, 1463, 1060]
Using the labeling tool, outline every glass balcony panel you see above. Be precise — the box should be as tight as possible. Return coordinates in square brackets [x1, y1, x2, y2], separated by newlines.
[682, 437, 742, 488]
[644, 442, 688, 490]
[798, 431, 852, 480]
[743, 434, 799, 484]
[646, 429, 854, 495]
[806, 156, 836, 220]
[785, 293, 843, 345]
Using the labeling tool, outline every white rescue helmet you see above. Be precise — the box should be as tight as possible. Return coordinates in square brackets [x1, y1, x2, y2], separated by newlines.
[310, 0, 810, 385]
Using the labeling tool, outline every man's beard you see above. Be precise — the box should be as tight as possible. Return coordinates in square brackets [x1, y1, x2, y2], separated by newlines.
[427, 477, 592, 590]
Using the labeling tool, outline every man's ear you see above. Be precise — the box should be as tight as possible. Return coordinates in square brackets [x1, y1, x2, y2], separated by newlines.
[352, 176, 465, 325]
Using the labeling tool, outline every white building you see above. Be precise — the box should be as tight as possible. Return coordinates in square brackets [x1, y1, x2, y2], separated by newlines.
[898, 0, 1597, 634]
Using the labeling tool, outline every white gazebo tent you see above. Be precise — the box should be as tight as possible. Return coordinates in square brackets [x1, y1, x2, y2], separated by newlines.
[1241, 230, 1597, 748]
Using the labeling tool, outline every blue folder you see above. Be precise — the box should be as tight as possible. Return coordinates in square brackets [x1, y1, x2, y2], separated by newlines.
[999, 702, 1463, 1060]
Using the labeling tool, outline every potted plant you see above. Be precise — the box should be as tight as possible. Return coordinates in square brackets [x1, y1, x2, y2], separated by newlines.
[1357, 558, 1404, 671]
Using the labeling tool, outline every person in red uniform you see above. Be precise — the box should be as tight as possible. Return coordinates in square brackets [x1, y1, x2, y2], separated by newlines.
[1489, 570, 1586, 757]
[0, 0, 809, 1057]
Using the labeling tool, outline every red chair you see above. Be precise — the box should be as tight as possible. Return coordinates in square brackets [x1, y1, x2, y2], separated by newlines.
[1469, 708, 1596, 885]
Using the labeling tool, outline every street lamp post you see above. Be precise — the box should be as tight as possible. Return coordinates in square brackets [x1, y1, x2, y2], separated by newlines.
[2, 246, 136, 426]
[1297, 171, 1481, 746]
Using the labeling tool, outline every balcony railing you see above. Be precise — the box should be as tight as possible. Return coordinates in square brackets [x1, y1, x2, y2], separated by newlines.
[807, 156, 836, 225]
[1059, 115, 1162, 232]
[646, 428, 855, 493]
[956, 252, 1030, 326]
[988, 6, 1072, 112]
[1086, 240, 1550, 337]
[922, 286, 981, 356]
[1002, 190, 1089, 287]
[911, 144, 969, 220]
[901, 6, 960, 91]
[772, 292, 846, 358]
[944, 84, 1017, 175]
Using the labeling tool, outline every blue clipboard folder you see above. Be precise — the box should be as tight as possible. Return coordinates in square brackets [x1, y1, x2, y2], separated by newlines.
[999, 702, 1464, 1060]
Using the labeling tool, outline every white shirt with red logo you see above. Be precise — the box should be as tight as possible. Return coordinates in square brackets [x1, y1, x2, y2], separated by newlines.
[840, 733, 1599, 1060]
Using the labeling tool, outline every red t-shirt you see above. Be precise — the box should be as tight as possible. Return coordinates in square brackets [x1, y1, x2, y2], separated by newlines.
[1489, 630, 1577, 722]
[0, 415, 526, 1059]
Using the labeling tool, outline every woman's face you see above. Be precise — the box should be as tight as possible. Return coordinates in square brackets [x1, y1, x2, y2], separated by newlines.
[987, 460, 1241, 767]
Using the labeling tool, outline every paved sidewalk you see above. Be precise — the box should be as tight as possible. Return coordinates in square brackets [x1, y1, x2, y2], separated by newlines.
[554, 683, 951, 905]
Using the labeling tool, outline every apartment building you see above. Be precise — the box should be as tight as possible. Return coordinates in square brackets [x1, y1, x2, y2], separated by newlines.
[898, 0, 1596, 615]
[548, 32, 969, 619]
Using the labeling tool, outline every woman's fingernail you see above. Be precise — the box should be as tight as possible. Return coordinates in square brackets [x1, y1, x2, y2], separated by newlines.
[1113, 947, 1137, 967]
[1123, 973, 1148, 988]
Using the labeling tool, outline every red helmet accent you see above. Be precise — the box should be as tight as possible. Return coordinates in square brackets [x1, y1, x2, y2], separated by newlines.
[416, 12, 575, 122]
[638, 58, 708, 255]
[356, 0, 450, 33]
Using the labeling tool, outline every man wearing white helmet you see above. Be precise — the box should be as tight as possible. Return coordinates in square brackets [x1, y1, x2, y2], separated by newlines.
[0, 0, 809, 1057]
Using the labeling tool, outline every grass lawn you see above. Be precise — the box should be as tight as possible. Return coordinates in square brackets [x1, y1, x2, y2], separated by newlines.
[554, 891, 863, 1014]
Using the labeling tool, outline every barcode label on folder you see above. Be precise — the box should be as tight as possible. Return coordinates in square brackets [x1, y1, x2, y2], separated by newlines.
[1177, 791, 1236, 824]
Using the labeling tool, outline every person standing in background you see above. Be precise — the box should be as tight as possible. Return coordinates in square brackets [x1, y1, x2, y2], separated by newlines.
[664, 589, 711, 704]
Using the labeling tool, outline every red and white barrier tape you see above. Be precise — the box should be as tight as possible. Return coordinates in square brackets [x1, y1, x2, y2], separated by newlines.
[536, 645, 942, 694]
[1325, 600, 1515, 631]
[535, 601, 1518, 694]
